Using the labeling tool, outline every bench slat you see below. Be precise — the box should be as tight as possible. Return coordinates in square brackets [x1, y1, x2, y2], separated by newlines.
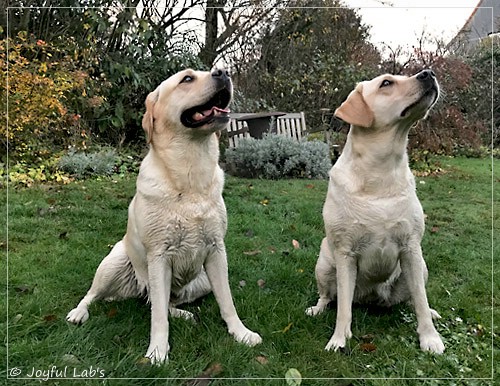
[227, 112, 306, 147]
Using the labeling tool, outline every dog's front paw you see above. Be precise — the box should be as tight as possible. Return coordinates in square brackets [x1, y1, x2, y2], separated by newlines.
[420, 332, 445, 354]
[232, 328, 262, 347]
[325, 329, 352, 352]
[305, 306, 324, 317]
[325, 335, 345, 352]
[66, 307, 89, 324]
[145, 342, 170, 365]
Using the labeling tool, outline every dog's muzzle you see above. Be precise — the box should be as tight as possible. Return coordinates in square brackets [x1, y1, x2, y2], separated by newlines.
[180, 69, 232, 129]
[401, 69, 439, 118]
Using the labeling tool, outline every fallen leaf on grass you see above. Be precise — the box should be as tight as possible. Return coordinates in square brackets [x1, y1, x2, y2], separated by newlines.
[285, 368, 302, 385]
[471, 324, 484, 337]
[360, 343, 377, 352]
[305, 184, 315, 189]
[243, 250, 261, 256]
[282, 322, 293, 333]
[107, 308, 118, 318]
[185, 362, 223, 386]
[431, 226, 440, 233]
[239, 280, 247, 288]
[43, 314, 57, 322]
[292, 240, 300, 249]
[260, 199, 269, 206]
[257, 279, 266, 289]
[255, 355, 268, 365]
[62, 354, 80, 365]
[136, 357, 151, 367]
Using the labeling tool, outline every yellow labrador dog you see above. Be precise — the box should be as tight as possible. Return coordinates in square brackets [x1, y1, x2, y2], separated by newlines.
[306, 69, 445, 354]
[67, 68, 262, 364]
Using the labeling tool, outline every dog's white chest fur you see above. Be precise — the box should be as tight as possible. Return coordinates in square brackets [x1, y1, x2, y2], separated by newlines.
[325, 156, 425, 287]
[125, 159, 226, 292]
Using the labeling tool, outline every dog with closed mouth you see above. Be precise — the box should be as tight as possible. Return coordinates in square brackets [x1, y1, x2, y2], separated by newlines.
[66, 68, 262, 364]
[306, 69, 445, 354]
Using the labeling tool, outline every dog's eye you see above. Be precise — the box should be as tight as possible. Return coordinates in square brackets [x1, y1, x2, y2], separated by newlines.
[180, 75, 194, 84]
[380, 79, 393, 88]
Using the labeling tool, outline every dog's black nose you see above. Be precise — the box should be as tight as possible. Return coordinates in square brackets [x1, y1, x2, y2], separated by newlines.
[416, 69, 436, 80]
[211, 68, 230, 81]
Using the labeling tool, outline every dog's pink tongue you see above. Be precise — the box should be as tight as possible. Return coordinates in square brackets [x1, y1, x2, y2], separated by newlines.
[213, 106, 230, 114]
[193, 106, 230, 121]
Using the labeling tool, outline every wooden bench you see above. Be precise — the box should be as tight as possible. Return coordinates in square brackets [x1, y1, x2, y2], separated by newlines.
[226, 112, 307, 148]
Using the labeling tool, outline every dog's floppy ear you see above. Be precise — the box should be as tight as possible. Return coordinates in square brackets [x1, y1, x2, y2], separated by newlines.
[142, 88, 159, 144]
[334, 84, 374, 128]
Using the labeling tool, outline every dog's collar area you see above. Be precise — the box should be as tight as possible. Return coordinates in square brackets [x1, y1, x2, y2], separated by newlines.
[181, 88, 231, 128]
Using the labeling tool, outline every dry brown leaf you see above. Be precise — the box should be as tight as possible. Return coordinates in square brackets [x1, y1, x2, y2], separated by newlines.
[185, 362, 223, 386]
[257, 279, 266, 288]
[255, 355, 268, 365]
[292, 239, 300, 249]
[360, 343, 377, 352]
[43, 314, 57, 322]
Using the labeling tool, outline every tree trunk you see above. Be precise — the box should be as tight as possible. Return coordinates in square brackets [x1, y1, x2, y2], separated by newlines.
[199, 0, 221, 68]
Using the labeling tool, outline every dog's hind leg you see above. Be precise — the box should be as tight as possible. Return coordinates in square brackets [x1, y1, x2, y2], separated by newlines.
[306, 238, 337, 316]
[170, 268, 212, 321]
[66, 240, 142, 324]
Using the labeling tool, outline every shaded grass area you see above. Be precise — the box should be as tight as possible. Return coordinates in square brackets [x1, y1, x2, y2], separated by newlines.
[2, 156, 499, 384]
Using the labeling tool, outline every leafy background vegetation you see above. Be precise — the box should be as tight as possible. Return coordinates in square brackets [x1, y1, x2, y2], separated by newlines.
[1, 0, 499, 186]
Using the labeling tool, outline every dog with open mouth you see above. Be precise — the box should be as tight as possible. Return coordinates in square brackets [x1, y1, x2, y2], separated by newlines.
[306, 69, 445, 354]
[66, 68, 262, 364]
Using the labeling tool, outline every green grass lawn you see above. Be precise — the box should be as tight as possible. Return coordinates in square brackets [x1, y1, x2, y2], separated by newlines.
[2, 156, 499, 385]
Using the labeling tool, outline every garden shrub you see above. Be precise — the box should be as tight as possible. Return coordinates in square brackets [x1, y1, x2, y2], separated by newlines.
[1, 32, 90, 164]
[58, 148, 118, 178]
[225, 134, 331, 179]
[1, 156, 71, 188]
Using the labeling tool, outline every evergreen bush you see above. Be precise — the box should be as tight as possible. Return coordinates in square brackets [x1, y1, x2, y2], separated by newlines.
[225, 135, 331, 179]
[58, 148, 117, 178]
